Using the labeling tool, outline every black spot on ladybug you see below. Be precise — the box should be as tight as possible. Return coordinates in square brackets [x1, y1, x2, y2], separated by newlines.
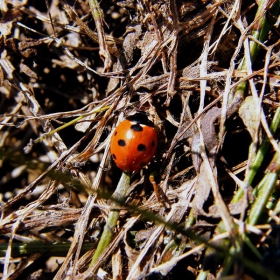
[112, 154, 116, 159]
[151, 141, 155, 147]
[137, 144, 146, 152]
[131, 124, 143, 132]
[118, 139, 126, 146]
[114, 131, 118, 136]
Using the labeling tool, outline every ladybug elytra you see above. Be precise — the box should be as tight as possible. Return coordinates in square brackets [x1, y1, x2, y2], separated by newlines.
[110, 113, 157, 173]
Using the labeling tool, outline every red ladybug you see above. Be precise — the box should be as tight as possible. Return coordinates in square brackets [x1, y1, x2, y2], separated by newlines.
[110, 113, 157, 173]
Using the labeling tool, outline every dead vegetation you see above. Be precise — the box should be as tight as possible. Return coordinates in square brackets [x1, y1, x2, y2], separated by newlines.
[1, 0, 280, 279]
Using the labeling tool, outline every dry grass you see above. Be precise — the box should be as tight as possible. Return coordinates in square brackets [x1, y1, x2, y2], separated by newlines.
[1, 0, 280, 279]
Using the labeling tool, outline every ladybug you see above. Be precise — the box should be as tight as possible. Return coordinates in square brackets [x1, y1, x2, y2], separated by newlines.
[110, 112, 157, 173]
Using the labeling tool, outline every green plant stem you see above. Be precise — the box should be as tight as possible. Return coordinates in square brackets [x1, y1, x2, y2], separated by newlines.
[208, 1, 280, 277]
[90, 172, 131, 266]
[35, 106, 110, 143]
[247, 107, 280, 185]
[232, 107, 280, 203]
[250, 0, 280, 62]
[232, 0, 280, 101]
[247, 151, 280, 225]
[217, 110, 280, 276]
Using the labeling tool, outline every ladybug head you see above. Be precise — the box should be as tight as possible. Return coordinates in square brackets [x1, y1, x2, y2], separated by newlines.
[126, 112, 154, 127]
